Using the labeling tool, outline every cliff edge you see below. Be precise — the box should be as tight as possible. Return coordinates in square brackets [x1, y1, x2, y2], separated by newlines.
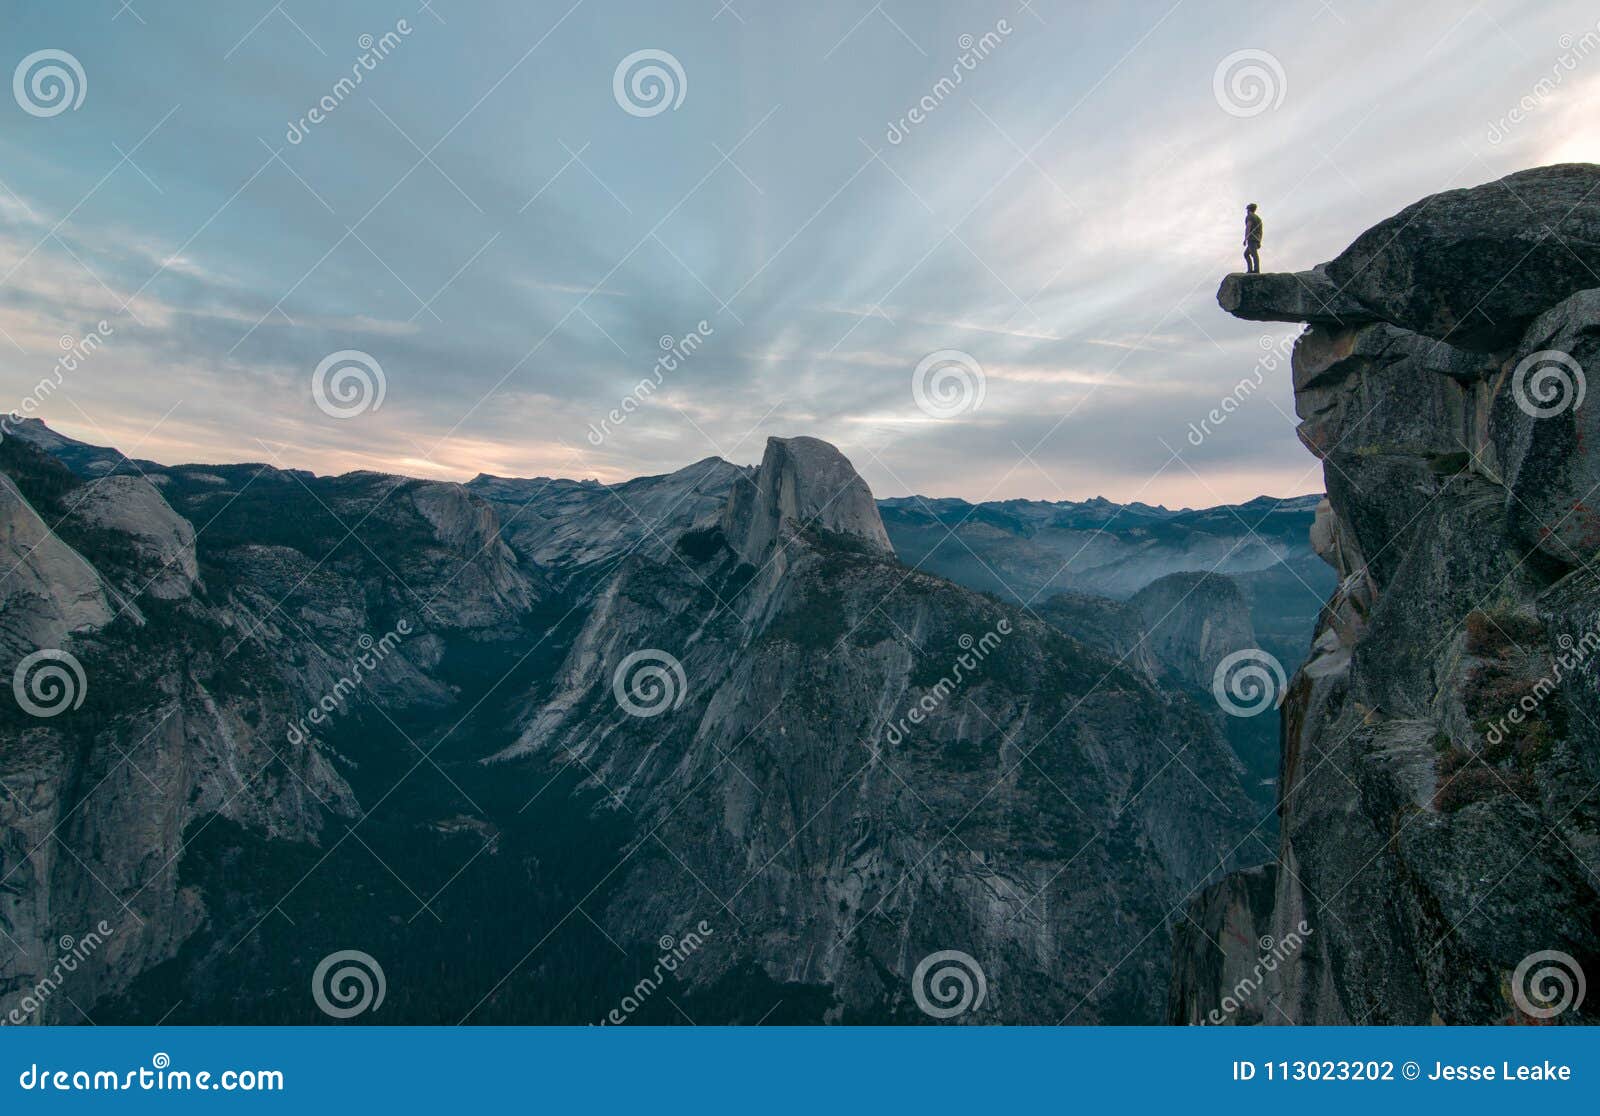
[1174, 164, 1600, 1025]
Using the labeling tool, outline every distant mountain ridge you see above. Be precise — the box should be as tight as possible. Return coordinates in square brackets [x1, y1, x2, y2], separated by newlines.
[0, 417, 1260, 1025]
[877, 490, 1326, 602]
[877, 489, 1335, 683]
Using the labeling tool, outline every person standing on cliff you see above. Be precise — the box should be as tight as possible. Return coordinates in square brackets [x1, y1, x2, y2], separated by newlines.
[1243, 203, 1263, 273]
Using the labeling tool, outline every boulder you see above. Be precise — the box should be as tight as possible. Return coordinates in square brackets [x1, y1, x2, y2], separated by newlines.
[1323, 163, 1600, 351]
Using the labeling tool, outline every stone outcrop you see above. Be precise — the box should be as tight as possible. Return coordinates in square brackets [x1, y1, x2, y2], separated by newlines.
[1175, 164, 1600, 1025]
[1217, 265, 1376, 328]
[496, 436, 1253, 1023]
[3, 422, 1253, 1025]
[68, 475, 199, 600]
[0, 431, 528, 1022]
[1129, 571, 1257, 691]
[721, 435, 895, 565]
[0, 474, 114, 657]
[1223, 164, 1600, 352]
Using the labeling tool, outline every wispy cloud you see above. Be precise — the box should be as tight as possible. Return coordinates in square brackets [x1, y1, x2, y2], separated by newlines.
[0, 0, 1582, 502]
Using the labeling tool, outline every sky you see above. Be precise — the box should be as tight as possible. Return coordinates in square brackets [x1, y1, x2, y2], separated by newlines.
[1, 0, 1596, 507]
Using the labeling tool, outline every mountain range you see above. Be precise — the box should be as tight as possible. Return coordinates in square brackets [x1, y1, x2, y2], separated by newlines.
[8, 162, 1598, 1027]
[1, 417, 1285, 1024]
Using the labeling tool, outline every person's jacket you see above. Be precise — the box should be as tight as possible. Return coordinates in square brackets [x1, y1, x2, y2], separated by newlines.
[1245, 214, 1263, 246]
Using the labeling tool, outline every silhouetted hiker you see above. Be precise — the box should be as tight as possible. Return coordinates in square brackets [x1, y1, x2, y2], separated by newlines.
[1243, 203, 1263, 273]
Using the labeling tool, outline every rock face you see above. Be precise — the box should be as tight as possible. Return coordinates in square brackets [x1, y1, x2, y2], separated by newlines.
[2, 422, 1255, 1025]
[0, 437, 360, 1022]
[1223, 164, 1600, 352]
[466, 457, 742, 585]
[721, 436, 894, 565]
[1176, 164, 1600, 1025]
[0, 430, 528, 1023]
[496, 436, 1252, 1023]
[1035, 592, 1162, 679]
[0, 474, 114, 657]
[1167, 864, 1278, 1025]
[1129, 571, 1257, 691]
[1038, 574, 1281, 816]
[69, 475, 200, 600]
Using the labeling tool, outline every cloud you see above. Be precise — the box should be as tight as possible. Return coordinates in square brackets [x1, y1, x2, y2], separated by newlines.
[0, 0, 1578, 505]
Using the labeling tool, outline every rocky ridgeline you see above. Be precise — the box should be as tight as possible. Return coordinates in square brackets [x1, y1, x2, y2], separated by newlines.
[3, 422, 1255, 1023]
[1174, 164, 1600, 1025]
[489, 436, 1253, 1022]
[0, 425, 538, 1021]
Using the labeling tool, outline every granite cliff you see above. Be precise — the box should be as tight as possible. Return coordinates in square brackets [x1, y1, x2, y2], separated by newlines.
[2, 422, 1253, 1024]
[1174, 164, 1600, 1025]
